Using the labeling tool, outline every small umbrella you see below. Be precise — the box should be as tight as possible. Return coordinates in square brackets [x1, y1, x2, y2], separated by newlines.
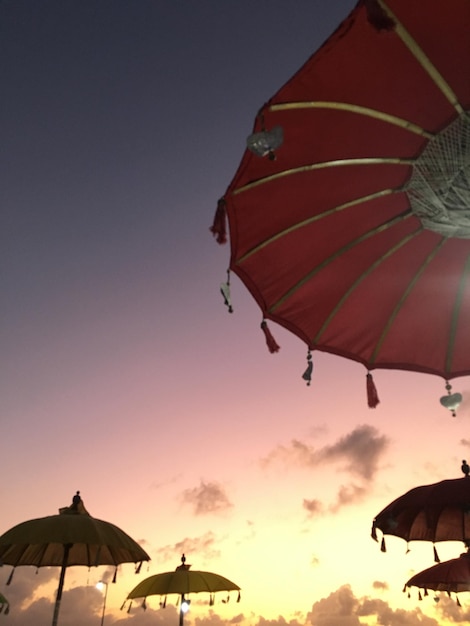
[0, 491, 150, 626]
[404, 550, 470, 605]
[125, 554, 241, 626]
[372, 463, 470, 561]
[211, 0, 470, 411]
[0, 593, 9, 616]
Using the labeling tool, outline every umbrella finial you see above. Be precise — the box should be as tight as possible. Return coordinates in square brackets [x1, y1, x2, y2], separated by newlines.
[462, 460, 470, 477]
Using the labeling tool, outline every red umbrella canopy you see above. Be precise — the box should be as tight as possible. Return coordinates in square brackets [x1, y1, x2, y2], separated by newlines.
[372, 465, 470, 561]
[211, 0, 470, 408]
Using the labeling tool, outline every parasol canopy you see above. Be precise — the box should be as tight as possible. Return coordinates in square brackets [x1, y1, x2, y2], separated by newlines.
[372, 464, 470, 561]
[0, 491, 150, 626]
[211, 0, 470, 410]
[126, 554, 240, 626]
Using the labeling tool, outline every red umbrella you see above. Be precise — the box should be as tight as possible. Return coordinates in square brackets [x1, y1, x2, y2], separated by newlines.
[211, 0, 470, 411]
[404, 550, 470, 605]
[372, 464, 470, 561]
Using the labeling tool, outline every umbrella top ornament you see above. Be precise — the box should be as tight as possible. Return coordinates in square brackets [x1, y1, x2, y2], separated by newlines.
[124, 554, 241, 626]
[404, 549, 470, 606]
[0, 491, 150, 626]
[372, 463, 470, 562]
[211, 0, 470, 412]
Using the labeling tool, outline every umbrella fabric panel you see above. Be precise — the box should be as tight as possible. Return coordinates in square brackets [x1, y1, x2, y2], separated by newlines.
[128, 570, 240, 599]
[392, 0, 470, 109]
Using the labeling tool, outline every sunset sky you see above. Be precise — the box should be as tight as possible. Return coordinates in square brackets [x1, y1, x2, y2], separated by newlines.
[2, 1, 470, 625]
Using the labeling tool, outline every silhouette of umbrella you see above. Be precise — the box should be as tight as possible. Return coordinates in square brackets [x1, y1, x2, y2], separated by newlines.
[125, 554, 240, 626]
[0, 491, 150, 626]
[372, 463, 470, 561]
[404, 550, 470, 606]
[211, 0, 470, 410]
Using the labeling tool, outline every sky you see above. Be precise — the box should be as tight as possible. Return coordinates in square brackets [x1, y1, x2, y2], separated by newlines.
[1, 1, 470, 625]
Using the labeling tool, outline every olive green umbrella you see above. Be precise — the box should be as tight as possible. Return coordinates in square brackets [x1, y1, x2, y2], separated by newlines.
[126, 554, 240, 626]
[0, 492, 150, 626]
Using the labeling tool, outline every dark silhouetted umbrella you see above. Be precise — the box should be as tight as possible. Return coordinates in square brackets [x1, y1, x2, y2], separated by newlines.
[372, 465, 470, 561]
[404, 550, 470, 606]
[211, 0, 470, 412]
[0, 491, 150, 626]
[125, 554, 240, 626]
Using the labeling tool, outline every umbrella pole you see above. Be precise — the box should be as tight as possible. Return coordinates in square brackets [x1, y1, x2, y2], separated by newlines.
[179, 594, 185, 626]
[52, 543, 71, 626]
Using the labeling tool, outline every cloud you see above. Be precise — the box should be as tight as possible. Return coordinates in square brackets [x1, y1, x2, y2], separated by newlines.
[261, 425, 389, 482]
[433, 593, 470, 623]
[268, 426, 389, 515]
[372, 580, 389, 591]
[155, 532, 221, 564]
[306, 585, 439, 626]
[179, 480, 233, 516]
[328, 483, 367, 512]
[303, 498, 323, 517]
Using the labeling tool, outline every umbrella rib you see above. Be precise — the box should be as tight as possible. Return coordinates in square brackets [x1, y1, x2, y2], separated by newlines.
[269, 210, 413, 313]
[233, 157, 413, 195]
[313, 225, 424, 343]
[269, 102, 433, 139]
[377, 0, 463, 114]
[369, 237, 448, 365]
[238, 188, 398, 263]
[445, 252, 470, 376]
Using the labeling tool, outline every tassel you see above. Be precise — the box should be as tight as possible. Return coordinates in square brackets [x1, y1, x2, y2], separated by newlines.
[209, 594, 214, 606]
[135, 561, 142, 574]
[163, 596, 167, 608]
[407, 591, 410, 599]
[371, 524, 378, 542]
[210, 199, 227, 244]
[380, 537, 386, 553]
[220, 270, 233, 313]
[402, 585, 407, 593]
[120, 601, 126, 611]
[127, 601, 133, 614]
[261, 320, 280, 353]
[142, 599, 147, 611]
[113, 567, 117, 583]
[6, 568, 14, 585]
[433, 545, 440, 563]
[302, 350, 313, 385]
[457, 596, 462, 607]
[424, 588, 428, 596]
[237, 591, 241, 603]
[418, 591, 422, 601]
[363, 0, 395, 31]
[366, 372, 380, 408]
